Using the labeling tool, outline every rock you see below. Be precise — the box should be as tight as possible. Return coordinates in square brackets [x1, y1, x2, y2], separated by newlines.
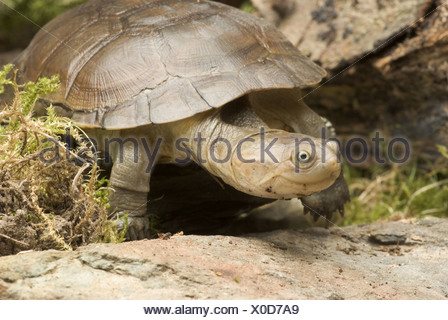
[0, 217, 447, 299]
[369, 233, 407, 245]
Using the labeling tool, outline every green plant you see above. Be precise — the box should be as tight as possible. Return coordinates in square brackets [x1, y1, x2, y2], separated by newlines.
[342, 160, 448, 226]
[0, 0, 88, 50]
[240, 0, 256, 13]
[0, 64, 122, 254]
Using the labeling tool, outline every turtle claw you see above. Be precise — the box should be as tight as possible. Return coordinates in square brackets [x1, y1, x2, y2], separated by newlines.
[109, 187, 151, 240]
[301, 173, 350, 222]
[115, 215, 151, 240]
[127, 216, 151, 240]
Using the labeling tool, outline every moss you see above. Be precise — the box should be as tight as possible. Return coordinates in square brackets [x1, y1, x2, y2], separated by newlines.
[94, 177, 111, 209]
[0, 64, 122, 255]
[240, 0, 256, 13]
[101, 213, 128, 244]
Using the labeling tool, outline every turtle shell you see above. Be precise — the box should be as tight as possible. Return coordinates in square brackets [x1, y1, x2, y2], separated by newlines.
[15, 0, 326, 129]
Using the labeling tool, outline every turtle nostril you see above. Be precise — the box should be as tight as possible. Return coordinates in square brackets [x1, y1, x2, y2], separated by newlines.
[327, 158, 340, 171]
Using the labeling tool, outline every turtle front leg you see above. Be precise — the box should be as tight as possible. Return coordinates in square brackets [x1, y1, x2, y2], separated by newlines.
[108, 138, 153, 240]
[109, 187, 150, 240]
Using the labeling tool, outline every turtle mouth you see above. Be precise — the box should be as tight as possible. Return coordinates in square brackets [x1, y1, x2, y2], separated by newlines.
[254, 173, 337, 198]
[272, 163, 340, 186]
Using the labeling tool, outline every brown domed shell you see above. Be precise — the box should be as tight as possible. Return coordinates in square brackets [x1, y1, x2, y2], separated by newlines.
[15, 0, 326, 129]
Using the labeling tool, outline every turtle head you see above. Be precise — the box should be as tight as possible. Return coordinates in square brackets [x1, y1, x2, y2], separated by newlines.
[228, 132, 341, 199]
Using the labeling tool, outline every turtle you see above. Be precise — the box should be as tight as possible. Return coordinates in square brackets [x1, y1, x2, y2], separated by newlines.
[11, 0, 350, 239]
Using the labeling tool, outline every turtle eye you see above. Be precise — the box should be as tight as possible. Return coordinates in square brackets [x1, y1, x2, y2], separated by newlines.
[296, 150, 311, 163]
[293, 150, 316, 169]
